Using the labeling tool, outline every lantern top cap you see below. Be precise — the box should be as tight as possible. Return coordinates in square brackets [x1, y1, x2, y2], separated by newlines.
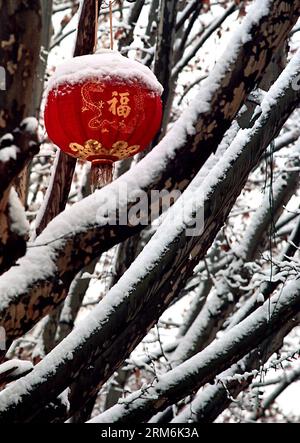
[46, 51, 163, 96]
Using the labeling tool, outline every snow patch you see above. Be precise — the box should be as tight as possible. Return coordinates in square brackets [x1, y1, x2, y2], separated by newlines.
[8, 188, 30, 237]
[0, 359, 33, 378]
[0, 146, 18, 163]
[46, 50, 163, 96]
[20, 117, 38, 134]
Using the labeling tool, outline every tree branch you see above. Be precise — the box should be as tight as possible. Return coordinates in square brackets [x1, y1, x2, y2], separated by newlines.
[0, 0, 297, 342]
[172, 317, 300, 423]
[88, 279, 300, 423]
[0, 45, 299, 421]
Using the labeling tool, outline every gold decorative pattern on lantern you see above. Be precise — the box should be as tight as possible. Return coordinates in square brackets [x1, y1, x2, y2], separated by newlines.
[81, 83, 105, 129]
[69, 140, 140, 160]
[80, 82, 145, 133]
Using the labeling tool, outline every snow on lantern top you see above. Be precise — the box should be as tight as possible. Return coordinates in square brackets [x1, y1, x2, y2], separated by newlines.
[46, 50, 163, 97]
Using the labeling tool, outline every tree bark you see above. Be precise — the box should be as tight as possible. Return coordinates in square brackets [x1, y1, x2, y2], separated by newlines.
[0, 1, 42, 136]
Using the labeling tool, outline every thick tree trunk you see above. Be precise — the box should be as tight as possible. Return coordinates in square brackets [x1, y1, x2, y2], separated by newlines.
[0, 1, 42, 135]
[0, 122, 39, 273]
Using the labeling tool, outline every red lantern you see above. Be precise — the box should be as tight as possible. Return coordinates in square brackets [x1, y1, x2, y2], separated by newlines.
[44, 51, 163, 189]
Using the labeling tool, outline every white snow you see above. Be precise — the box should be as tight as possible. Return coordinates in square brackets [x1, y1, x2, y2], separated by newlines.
[0, 146, 18, 163]
[8, 188, 30, 237]
[20, 117, 38, 134]
[256, 293, 265, 304]
[0, 359, 33, 378]
[239, 1, 270, 44]
[46, 50, 163, 96]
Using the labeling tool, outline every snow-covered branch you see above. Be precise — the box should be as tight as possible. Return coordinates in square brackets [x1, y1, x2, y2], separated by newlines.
[0, 119, 39, 201]
[0, 45, 300, 421]
[89, 279, 300, 423]
[1, 0, 299, 343]
[171, 317, 300, 423]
